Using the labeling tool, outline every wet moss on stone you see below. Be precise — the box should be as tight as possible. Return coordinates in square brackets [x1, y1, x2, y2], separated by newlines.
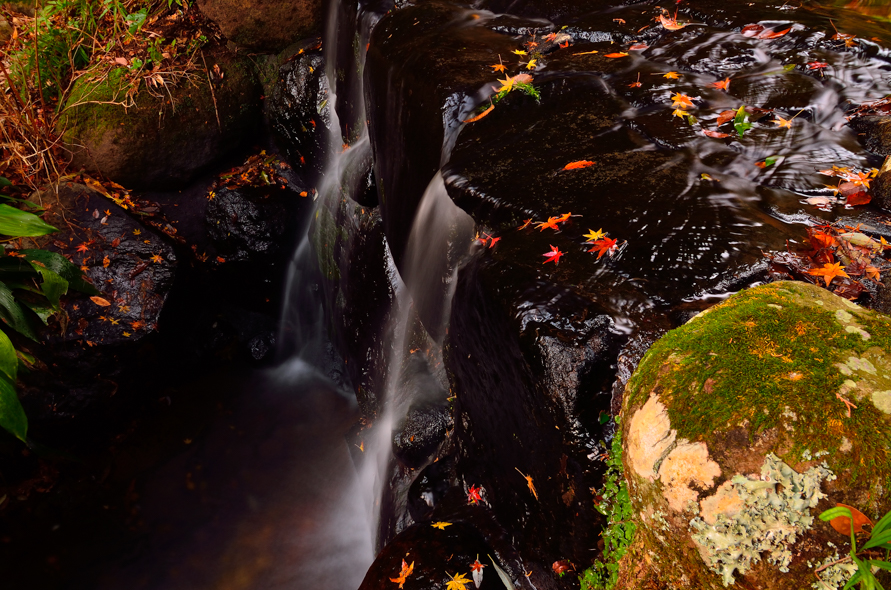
[625, 281, 891, 498]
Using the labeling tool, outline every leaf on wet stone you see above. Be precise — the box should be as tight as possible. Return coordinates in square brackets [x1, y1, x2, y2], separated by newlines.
[604, 52, 629, 58]
[703, 129, 731, 138]
[662, 71, 680, 79]
[671, 92, 694, 108]
[90, 296, 112, 307]
[658, 13, 686, 30]
[446, 572, 472, 590]
[542, 245, 563, 264]
[733, 105, 752, 137]
[712, 77, 731, 91]
[808, 262, 849, 286]
[564, 160, 595, 170]
[464, 104, 494, 123]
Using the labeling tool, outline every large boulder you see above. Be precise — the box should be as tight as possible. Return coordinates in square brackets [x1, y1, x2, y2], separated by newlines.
[619, 281, 891, 589]
[197, 0, 321, 52]
[60, 50, 261, 190]
[17, 183, 176, 425]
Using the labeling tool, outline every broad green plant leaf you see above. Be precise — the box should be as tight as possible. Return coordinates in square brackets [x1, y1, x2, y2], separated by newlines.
[0, 282, 37, 340]
[0, 204, 57, 237]
[20, 249, 99, 295]
[0, 177, 11, 188]
[0, 329, 17, 382]
[864, 530, 891, 551]
[0, 372, 26, 442]
[16, 294, 56, 325]
[30, 266, 67, 308]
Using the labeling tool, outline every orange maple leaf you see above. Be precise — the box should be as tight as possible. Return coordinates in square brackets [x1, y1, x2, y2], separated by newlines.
[662, 71, 680, 79]
[773, 116, 793, 128]
[658, 13, 686, 30]
[808, 262, 849, 286]
[464, 104, 494, 123]
[604, 52, 629, 58]
[537, 217, 560, 231]
[671, 92, 694, 108]
[712, 77, 731, 91]
[515, 467, 539, 499]
[389, 559, 414, 589]
[564, 160, 595, 170]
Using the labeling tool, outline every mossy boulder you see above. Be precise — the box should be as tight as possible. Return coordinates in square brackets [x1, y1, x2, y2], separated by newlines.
[60, 51, 260, 190]
[196, 0, 321, 52]
[619, 281, 891, 590]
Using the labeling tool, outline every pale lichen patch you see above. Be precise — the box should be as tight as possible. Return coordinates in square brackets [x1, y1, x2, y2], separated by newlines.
[872, 390, 891, 414]
[658, 441, 721, 512]
[845, 325, 871, 340]
[835, 309, 853, 323]
[628, 394, 677, 480]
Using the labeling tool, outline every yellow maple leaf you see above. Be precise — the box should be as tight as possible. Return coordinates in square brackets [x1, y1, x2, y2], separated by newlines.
[526, 59, 537, 70]
[445, 572, 472, 590]
[431, 521, 453, 530]
[662, 71, 680, 79]
[494, 76, 515, 93]
[671, 108, 688, 118]
[583, 228, 605, 242]
[512, 49, 527, 56]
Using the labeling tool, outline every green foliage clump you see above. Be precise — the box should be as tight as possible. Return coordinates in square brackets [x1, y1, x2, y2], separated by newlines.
[0, 178, 98, 443]
[580, 423, 636, 590]
[817, 506, 891, 590]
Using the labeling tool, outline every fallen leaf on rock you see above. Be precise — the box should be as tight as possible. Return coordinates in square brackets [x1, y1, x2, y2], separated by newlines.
[467, 484, 484, 503]
[829, 503, 873, 536]
[658, 13, 686, 30]
[574, 50, 599, 55]
[390, 560, 414, 589]
[808, 261, 849, 286]
[537, 217, 560, 231]
[564, 160, 595, 170]
[471, 557, 486, 588]
[604, 52, 629, 58]
[804, 196, 833, 208]
[90, 296, 111, 306]
[807, 61, 828, 70]
[629, 43, 648, 50]
[774, 116, 793, 128]
[515, 468, 539, 500]
[588, 237, 618, 259]
[446, 572, 472, 590]
[464, 104, 494, 123]
[431, 521, 453, 530]
[662, 71, 680, 79]
[758, 26, 792, 39]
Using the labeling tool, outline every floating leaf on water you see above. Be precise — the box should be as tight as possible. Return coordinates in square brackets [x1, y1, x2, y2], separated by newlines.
[90, 296, 111, 307]
[604, 52, 629, 58]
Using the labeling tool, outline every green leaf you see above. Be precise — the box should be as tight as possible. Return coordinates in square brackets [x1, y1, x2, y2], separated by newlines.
[0, 372, 26, 443]
[865, 530, 891, 551]
[19, 249, 99, 295]
[0, 330, 16, 382]
[733, 105, 752, 138]
[763, 155, 779, 167]
[16, 295, 55, 325]
[783, 64, 796, 72]
[0, 282, 38, 340]
[869, 560, 891, 572]
[0, 204, 58, 237]
[872, 510, 891, 537]
[30, 265, 67, 308]
[843, 568, 863, 590]
[820, 506, 854, 521]
[0, 177, 11, 188]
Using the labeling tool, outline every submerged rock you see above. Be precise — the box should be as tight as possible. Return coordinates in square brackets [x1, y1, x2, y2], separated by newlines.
[60, 50, 261, 190]
[849, 116, 891, 157]
[619, 281, 891, 589]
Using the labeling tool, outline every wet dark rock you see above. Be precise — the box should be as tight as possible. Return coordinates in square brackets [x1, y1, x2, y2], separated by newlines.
[873, 169, 891, 212]
[358, 521, 509, 590]
[17, 183, 175, 424]
[311, 197, 396, 416]
[205, 184, 309, 262]
[60, 50, 261, 190]
[392, 400, 451, 469]
[365, 0, 520, 266]
[849, 115, 891, 156]
[268, 38, 331, 179]
[197, 0, 321, 52]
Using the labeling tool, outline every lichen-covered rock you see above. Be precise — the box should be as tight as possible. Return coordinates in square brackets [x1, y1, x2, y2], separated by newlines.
[60, 51, 260, 190]
[620, 281, 891, 589]
[197, 0, 321, 52]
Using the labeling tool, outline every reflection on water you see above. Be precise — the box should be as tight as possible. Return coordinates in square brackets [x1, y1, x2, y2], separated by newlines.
[84, 360, 372, 590]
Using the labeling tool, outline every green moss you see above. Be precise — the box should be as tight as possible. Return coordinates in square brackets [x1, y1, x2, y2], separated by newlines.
[625, 281, 891, 500]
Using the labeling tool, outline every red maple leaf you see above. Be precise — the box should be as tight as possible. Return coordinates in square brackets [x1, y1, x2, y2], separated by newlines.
[537, 217, 561, 231]
[712, 77, 731, 91]
[542, 245, 563, 264]
[587, 237, 618, 259]
[468, 485, 484, 504]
